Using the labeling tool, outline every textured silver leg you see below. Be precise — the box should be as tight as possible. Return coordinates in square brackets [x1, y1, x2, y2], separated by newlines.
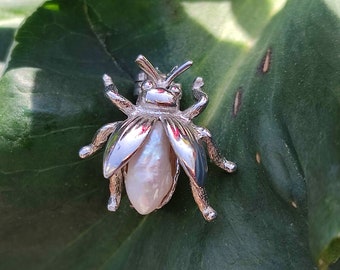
[103, 74, 136, 116]
[193, 125, 237, 173]
[189, 178, 217, 221]
[107, 169, 123, 212]
[182, 77, 208, 119]
[79, 122, 121, 158]
[203, 135, 237, 173]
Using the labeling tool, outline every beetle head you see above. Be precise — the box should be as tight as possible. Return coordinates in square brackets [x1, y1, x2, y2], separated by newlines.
[135, 55, 192, 109]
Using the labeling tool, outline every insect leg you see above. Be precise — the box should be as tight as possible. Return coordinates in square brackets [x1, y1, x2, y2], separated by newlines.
[195, 126, 237, 173]
[205, 137, 237, 173]
[79, 122, 121, 158]
[182, 77, 208, 119]
[189, 178, 217, 221]
[103, 74, 136, 116]
[107, 169, 123, 211]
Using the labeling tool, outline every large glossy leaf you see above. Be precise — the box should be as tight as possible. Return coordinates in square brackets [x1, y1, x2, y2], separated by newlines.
[0, 0, 339, 269]
[0, 0, 44, 71]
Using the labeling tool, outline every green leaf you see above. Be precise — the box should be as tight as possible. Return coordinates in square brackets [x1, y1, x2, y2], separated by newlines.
[0, 0, 339, 269]
[0, 0, 45, 72]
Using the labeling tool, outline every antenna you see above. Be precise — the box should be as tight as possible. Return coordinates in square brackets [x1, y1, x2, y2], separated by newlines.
[165, 61, 193, 85]
[135, 55, 162, 82]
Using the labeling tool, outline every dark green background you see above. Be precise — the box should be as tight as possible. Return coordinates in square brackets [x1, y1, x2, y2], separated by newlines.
[0, 0, 339, 269]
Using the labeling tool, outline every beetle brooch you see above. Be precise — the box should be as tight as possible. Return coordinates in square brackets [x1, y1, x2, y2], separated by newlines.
[79, 55, 236, 221]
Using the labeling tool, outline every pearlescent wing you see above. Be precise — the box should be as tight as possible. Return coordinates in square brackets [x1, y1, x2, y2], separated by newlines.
[103, 116, 156, 178]
[161, 117, 207, 186]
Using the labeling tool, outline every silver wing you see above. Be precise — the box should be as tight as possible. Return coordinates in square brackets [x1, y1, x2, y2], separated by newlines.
[161, 117, 208, 187]
[103, 116, 157, 178]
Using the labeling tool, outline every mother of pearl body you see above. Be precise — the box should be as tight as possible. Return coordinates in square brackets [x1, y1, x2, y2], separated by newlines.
[125, 121, 173, 214]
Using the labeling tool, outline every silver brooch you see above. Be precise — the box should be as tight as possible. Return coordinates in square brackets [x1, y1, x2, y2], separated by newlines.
[79, 55, 236, 221]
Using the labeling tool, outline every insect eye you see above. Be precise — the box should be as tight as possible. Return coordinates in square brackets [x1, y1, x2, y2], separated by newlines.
[142, 80, 155, 90]
[170, 85, 181, 94]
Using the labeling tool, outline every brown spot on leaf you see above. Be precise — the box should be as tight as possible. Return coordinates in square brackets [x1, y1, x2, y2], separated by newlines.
[232, 89, 242, 117]
[258, 48, 272, 74]
[255, 152, 261, 164]
[291, 201, 297, 208]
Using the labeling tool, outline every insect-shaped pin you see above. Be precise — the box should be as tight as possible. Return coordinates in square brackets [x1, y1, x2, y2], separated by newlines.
[79, 55, 236, 221]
